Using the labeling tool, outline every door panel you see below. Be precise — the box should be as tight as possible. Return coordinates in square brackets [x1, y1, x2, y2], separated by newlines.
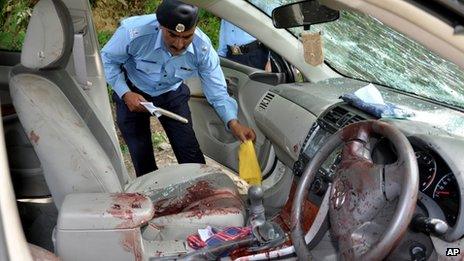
[188, 58, 277, 173]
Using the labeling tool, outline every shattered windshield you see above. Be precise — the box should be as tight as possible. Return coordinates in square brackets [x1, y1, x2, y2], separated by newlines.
[247, 0, 464, 109]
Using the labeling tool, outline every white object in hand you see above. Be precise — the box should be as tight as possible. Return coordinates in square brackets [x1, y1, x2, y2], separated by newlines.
[140, 102, 162, 117]
[140, 102, 189, 124]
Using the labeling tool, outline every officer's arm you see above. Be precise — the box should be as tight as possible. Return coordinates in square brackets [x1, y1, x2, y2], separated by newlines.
[198, 47, 238, 127]
[217, 20, 228, 57]
[101, 26, 131, 98]
[198, 48, 256, 142]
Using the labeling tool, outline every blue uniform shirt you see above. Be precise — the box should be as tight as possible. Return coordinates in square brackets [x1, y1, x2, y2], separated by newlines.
[101, 14, 238, 125]
[217, 20, 257, 57]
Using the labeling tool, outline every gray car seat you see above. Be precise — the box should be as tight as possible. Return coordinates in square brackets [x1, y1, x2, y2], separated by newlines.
[9, 0, 245, 259]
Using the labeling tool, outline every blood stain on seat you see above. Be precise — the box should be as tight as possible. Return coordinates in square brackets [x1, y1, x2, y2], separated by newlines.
[29, 130, 40, 144]
[153, 180, 242, 218]
[183, 193, 243, 219]
[107, 193, 154, 228]
[121, 229, 143, 261]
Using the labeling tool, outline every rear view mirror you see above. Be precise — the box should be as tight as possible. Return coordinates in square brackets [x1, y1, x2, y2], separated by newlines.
[272, 0, 339, 29]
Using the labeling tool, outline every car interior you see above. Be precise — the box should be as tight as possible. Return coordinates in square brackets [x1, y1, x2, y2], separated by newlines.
[1, 0, 464, 260]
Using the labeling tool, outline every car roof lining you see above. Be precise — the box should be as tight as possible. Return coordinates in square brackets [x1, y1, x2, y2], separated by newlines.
[407, 0, 464, 28]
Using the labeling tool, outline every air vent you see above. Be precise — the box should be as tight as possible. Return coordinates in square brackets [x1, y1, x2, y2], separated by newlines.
[319, 105, 366, 133]
[323, 106, 347, 126]
[343, 114, 365, 126]
[258, 92, 276, 111]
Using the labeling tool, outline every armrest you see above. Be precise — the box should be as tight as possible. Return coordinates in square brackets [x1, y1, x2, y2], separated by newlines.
[57, 193, 154, 230]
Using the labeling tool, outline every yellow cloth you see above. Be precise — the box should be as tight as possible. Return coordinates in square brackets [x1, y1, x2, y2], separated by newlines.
[238, 140, 262, 185]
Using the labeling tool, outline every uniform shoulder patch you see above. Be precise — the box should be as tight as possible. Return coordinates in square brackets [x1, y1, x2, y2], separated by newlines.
[192, 30, 212, 56]
[128, 28, 140, 39]
[122, 15, 158, 40]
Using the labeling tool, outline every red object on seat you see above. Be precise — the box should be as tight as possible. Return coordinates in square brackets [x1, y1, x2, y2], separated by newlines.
[187, 226, 252, 249]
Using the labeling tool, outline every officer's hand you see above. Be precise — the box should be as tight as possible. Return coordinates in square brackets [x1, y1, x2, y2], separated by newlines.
[122, 92, 147, 112]
[228, 119, 256, 142]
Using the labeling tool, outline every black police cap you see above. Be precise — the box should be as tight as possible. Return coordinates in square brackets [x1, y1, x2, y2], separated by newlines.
[156, 0, 199, 32]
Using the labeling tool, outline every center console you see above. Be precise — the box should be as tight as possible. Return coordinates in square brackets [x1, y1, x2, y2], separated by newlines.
[292, 103, 373, 202]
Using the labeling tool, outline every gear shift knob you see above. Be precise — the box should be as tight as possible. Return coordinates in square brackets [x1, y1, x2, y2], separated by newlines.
[247, 186, 286, 250]
[248, 186, 265, 227]
[249, 186, 264, 205]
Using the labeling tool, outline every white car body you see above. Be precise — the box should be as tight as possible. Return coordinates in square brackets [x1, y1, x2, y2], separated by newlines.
[1, 0, 463, 260]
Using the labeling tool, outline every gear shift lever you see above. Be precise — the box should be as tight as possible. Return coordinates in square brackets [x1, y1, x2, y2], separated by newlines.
[247, 186, 286, 251]
[248, 186, 266, 227]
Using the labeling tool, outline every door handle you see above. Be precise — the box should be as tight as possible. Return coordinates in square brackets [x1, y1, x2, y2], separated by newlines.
[225, 76, 239, 94]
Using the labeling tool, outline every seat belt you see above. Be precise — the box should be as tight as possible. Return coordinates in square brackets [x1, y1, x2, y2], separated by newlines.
[73, 33, 90, 90]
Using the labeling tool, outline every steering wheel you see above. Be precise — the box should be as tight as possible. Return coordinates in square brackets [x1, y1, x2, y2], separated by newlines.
[291, 120, 419, 259]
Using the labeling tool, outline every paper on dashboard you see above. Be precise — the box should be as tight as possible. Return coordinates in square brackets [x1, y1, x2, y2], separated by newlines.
[354, 83, 385, 105]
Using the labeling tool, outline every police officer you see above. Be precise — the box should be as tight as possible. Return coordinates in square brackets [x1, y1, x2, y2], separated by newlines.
[101, 0, 256, 177]
[217, 19, 270, 70]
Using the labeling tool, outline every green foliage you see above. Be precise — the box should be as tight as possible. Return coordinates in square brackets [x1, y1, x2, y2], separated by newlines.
[107, 86, 114, 102]
[97, 30, 114, 48]
[0, 0, 34, 51]
[152, 131, 167, 148]
[1, 0, 221, 51]
[121, 131, 167, 151]
[197, 9, 221, 49]
[144, 0, 160, 13]
[120, 143, 129, 154]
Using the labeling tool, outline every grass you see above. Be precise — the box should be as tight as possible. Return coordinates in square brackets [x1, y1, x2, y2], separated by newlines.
[119, 131, 167, 153]
[152, 131, 167, 148]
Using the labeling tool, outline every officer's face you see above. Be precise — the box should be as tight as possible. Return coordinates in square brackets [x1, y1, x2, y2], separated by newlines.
[161, 26, 196, 56]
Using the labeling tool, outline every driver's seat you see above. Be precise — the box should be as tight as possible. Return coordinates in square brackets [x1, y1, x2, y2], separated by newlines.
[9, 0, 245, 259]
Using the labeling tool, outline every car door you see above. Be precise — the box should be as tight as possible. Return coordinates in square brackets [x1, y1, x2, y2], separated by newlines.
[187, 43, 294, 175]
[0, 119, 33, 261]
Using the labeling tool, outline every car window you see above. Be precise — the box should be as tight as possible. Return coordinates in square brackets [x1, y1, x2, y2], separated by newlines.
[310, 11, 464, 109]
[215, 18, 272, 71]
[0, 0, 33, 52]
[247, 0, 464, 109]
[208, 15, 300, 78]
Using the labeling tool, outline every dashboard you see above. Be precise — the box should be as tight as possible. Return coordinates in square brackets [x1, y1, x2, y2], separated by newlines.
[254, 77, 464, 245]
[416, 149, 460, 226]
[292, 106, 460, 228]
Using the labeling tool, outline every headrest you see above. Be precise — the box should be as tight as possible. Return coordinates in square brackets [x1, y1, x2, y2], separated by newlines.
[156, 0, 199, 32]
[21, 0, 73, 70]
